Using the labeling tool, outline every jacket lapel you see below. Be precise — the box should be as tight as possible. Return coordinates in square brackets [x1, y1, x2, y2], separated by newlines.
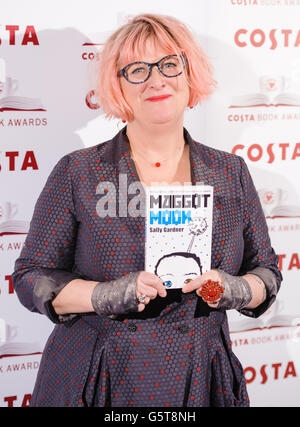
[95, 126, 221, 261]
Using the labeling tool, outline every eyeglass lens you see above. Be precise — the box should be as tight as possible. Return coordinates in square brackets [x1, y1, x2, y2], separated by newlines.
[125, 56, 183, 83]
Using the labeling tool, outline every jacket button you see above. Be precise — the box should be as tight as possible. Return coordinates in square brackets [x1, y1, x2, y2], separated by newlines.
[178, 324, 189, 334]
[127, 323, 137, 332]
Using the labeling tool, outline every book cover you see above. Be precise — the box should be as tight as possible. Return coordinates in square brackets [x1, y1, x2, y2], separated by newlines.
[145, 185, 214, 289]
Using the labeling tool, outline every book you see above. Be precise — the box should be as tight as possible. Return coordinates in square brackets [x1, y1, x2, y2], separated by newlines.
[228, 299, 300, 333]
[0, 342, 42, 359]
[145, 185, 214, 289]
[265, 204, 300, 219]
[0, 95, 45, 112]
[0, 319, 42, 359]
[229, 92, 300, 108]
[0, 219, 30, 237]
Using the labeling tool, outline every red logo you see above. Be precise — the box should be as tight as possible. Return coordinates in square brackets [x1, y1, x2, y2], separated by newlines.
[260, 191, 275, 205]
[0, 26, 39, 45]
[3, 394, 32, 407]
[0, 150, 38, 172]
[244, 361, 297, 384]
[278, 253, 300, 271]
[234, 28, 300, 49]
[0, 275, 14, 296]
[232, 142, 300, 163]
[86, 89, 100, 110]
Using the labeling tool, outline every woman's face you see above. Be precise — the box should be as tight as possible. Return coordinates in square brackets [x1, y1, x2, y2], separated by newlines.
[119, 40, 190, 125]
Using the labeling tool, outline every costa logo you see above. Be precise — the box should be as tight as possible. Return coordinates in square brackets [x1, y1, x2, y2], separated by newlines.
[231, 0, 300, 5]
[232, 142, 300, 163]
[231, 0, 259, 4]
[0, 275, 14, 295]
[86, 89, 100, 110]
[232, 0, 300, 5]
[81, 46, 102, 62]
[278, 253, 300, 271]
[228, 114, 255, 122]
[228, 113, 300, 122]
[234, 28, 300, 49]
[244, 361, 297, 384]
[82, 51, 97, 61]
[0, 26, 39, 45]
[3, 394, 31, 407]
[0, 151, 38, 172]
[0, 275, 14, 296]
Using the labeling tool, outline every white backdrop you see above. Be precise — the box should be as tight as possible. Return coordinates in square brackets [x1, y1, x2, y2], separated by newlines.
[1, 0, 299, 407]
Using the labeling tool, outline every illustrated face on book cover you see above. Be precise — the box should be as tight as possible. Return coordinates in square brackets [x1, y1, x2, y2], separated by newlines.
[154, 252, 202, 289]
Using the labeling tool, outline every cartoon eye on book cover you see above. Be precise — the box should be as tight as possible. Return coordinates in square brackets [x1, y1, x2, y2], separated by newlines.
[145, 185, 214, 289]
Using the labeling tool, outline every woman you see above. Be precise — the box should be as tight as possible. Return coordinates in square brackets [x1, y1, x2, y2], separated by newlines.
[12, 14, 282, 407]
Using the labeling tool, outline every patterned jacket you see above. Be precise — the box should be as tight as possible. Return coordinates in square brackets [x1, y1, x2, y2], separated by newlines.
[12, 127, 282, 407]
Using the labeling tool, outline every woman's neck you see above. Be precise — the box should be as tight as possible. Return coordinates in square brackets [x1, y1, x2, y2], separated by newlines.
[125, 120, 186, 158]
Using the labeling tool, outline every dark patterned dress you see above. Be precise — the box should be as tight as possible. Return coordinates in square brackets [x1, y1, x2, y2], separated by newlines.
[12, 127, 282, 407]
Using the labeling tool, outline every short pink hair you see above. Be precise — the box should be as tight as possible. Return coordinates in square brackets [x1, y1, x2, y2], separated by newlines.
[96, 14, 217, 121]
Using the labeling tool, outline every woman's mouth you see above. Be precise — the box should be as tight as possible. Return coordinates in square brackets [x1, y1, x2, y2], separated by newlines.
[146, 95, 172, 102]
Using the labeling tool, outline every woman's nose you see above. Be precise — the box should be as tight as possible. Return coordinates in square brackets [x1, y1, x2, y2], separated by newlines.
[147, 66, 166, 87]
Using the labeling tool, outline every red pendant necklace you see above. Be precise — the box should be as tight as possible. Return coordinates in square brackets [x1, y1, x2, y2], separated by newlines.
[130, 143, 185, 168]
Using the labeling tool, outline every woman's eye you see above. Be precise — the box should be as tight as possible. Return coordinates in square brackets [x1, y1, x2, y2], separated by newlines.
[164, 62, 176, 68]
[163, 280, 172, 288]
[163, 62, 177, 70]
[184, 278, 193, 284]
[131, 67, 146, 74]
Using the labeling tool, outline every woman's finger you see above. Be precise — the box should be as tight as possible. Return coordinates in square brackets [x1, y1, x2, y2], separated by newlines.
[137, 302, 145, 312]
[137, 271, 167, 298]
[182, 270, 222, 294]
[137, 283, 158, 300]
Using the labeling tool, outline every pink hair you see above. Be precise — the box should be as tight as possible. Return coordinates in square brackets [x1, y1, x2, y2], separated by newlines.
[96, 14, 217, 121]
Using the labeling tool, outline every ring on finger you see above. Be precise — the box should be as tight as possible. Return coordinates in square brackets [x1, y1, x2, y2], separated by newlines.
[137, 294, 147, 304]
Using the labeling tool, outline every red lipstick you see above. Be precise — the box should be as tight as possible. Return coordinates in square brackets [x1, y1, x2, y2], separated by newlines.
[146, 95, 171, 102]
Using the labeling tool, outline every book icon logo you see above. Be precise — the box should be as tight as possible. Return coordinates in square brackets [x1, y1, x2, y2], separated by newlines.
[0, 58, 45, 112]
[0, 76, 18, 99]
[0, 201, 29, 237]
[259, 75, 291, 94]
[0, 318, 41, 359]
[229, 75, 300, 108]
[229, 298, 300, 333]
[258, 188, 300, 218]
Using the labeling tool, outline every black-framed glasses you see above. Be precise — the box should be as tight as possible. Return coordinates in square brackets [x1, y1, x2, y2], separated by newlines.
[117, 54, 186, 84]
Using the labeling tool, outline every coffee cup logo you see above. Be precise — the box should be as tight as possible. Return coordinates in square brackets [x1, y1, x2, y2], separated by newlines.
[0, 319, 18, 344]
[0, 57, 19, 99]
[0, 76, 18, 99]
[0, 202, 18, 222]
[258, 188, 288, 206]
[0, 318, 6, 344]
[258, 188, 288, 216]
[259, 75, 291, 95]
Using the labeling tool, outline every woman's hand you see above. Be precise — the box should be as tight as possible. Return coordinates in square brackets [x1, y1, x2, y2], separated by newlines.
[136, 271, 167, 312]
[182, 269, 224, 308]
[182, 268, 267, 311]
